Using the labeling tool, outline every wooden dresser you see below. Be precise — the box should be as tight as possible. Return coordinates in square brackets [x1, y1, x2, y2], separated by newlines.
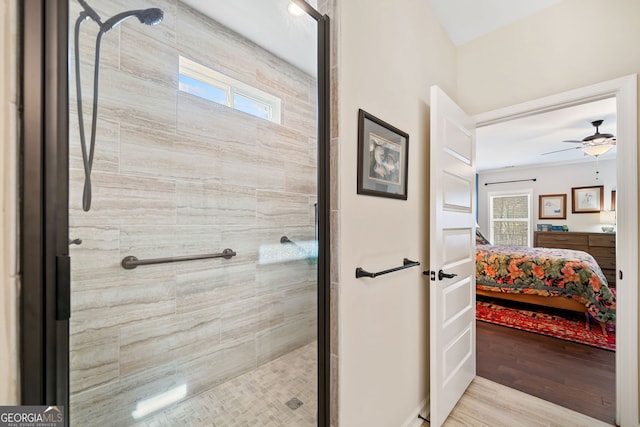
[533, 231, 616, 287]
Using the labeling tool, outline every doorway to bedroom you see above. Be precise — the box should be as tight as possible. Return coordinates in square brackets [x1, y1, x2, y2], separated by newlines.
[473, 79, 635, 425]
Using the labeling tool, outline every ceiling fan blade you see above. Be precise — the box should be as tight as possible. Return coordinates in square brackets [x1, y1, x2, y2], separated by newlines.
[562, 140, 584, 143]
[541, 146, 582, 155]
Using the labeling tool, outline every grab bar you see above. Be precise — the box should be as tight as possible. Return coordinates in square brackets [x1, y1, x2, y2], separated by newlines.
[355, 258, 420, 279]
[121, 248, 236, 270]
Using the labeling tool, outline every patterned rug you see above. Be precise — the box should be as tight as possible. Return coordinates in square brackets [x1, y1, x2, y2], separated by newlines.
[476, 297, 616, 351]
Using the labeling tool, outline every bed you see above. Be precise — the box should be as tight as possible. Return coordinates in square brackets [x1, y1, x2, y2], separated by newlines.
[475, 230, 616, 334]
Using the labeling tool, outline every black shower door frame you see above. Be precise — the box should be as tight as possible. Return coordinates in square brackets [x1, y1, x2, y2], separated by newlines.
[19, 1, 331, 425]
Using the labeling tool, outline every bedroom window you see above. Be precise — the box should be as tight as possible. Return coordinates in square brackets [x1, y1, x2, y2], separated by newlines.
[178, 56, 282, 124]
[488, 191, 532, 246]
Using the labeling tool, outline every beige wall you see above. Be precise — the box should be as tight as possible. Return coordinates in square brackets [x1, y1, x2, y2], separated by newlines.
[336, 0, 456, 424]
[457, 0, 640, 115]
[0, 0, 19, 406]
[68, 1, 317, 424]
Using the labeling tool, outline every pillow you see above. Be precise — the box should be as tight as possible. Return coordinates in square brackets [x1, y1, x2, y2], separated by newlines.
[476, 229, 491, 245]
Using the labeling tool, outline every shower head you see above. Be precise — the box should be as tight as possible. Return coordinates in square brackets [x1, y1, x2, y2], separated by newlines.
[101, 8, 164, 33]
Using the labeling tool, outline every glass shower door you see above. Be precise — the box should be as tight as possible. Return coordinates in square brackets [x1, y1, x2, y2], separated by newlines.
[67, 1, 321, 424]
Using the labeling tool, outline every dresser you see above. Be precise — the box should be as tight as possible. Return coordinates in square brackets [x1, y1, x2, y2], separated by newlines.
[533, 231, 616, 287]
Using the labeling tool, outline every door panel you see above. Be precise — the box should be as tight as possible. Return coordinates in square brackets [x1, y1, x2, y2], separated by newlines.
[429, 85, 476, 427]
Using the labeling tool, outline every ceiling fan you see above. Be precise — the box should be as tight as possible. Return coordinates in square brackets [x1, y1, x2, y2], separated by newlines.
[541, 119, 616, 156]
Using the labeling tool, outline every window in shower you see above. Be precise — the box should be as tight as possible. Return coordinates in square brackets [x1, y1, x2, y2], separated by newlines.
[178, 56, 282, 123]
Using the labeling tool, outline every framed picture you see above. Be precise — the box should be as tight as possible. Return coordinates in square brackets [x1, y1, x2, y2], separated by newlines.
[539, 194, 566, 219]
[357, 109, 409, 200]
[571, 185, 604, 213]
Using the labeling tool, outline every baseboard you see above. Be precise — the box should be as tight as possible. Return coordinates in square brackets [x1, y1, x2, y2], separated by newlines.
[401, 395, 429, 427]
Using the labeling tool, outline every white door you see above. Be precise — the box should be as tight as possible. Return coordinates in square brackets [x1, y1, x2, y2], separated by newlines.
[429, 86, 477, 427]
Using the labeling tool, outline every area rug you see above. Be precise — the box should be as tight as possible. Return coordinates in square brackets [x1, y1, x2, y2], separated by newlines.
[476, 297, 616, 351]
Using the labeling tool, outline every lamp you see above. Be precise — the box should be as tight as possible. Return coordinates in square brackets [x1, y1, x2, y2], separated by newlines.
[599, 210, 616, 233]
[582, 144, 615, 157]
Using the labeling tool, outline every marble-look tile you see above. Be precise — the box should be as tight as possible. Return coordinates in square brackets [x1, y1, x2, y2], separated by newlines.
[119, 306, 222, 375]
[120, 123, 222, 181]
[330, 209, 340, 284]
[221, 226, 284, 265]
[257, 190, 311, 226]
[255, 260, 315, 296]
[177, 338, 256, 396]
[175, 262, 255, 315]
[70, 327, 119, 394]
[98, 66, 177, 129]
[256, 61, 313, 103]
[68, 112, 120, 173]
[219, 142, 259, 189]
[256, 157, 286, 191]
[256, 320, 316, 366]
[330, 282, 339, 356]
[285, 161, 317, 195]
[70, 266, 176, 334]
[68, 225, 120, 280]
[119, 225, 179, 262]
[68, 1, 120, 72]
[104, 0, 177, 46]
[120, 26, 177, 88]
[219, 294, 284, 343]
[330, 353, 339, 427]
[283, 96, 317, 141]
[258, 121, 311, 166]
[69, 169, 177, 226]
[70, 364, 180, 427]
[283, 283, 317, 322]
[176, 92, 258, 146]
[329, 136, 340, 209]
[330, 67, 339, 138]
[176, 181, 256, 226]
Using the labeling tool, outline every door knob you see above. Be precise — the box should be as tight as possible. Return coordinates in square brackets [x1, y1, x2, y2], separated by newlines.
[438, 269, 457, 280]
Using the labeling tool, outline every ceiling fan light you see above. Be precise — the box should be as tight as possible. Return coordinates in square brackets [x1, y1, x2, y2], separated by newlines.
[582, 144, 614, 156]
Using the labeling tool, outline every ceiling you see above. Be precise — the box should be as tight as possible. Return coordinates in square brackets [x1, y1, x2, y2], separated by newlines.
[476, 98, 617, 172]
[427, 0, 562, 46]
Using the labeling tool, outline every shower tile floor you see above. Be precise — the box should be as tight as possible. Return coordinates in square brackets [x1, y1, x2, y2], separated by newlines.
[132, 341, 317, 427]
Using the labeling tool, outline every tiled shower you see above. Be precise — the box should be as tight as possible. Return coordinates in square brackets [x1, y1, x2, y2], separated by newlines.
[68, 0, 319, 424]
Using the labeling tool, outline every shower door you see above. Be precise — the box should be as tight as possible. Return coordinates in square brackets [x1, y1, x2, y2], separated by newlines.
[66, 0, 326, 425]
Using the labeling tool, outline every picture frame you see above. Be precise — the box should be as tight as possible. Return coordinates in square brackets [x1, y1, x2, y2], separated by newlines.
[571, 185, 604, 213]
[357, 109, 409, 200]
[539, 194, 566, 219]
[611, 190, 616, 211]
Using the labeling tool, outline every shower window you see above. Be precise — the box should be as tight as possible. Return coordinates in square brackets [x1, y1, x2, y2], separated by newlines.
[178, 56, 282, 123]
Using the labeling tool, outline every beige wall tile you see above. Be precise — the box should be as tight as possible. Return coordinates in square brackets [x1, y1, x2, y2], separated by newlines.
[70, 327, 120, 394]
[120, 306, 222, 375]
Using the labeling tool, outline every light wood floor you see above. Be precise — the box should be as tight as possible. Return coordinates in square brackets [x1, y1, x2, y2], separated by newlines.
[423, 376, 614, 427]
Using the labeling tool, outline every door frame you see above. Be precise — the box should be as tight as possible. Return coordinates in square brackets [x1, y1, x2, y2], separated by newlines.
[19, 1, 331, 426]
[474, 74, 638, 426]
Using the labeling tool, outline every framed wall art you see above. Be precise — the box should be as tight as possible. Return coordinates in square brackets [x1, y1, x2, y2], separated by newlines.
[539, 194, 567, 219]
[571, 185, 604, 213]
[357, 109, 409, 200]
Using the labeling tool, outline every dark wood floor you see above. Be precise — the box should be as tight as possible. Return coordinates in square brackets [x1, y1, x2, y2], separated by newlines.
[477, 320, 616, 425]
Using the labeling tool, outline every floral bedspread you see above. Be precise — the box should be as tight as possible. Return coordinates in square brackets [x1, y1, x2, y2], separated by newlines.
[476, 244, 616, 324]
